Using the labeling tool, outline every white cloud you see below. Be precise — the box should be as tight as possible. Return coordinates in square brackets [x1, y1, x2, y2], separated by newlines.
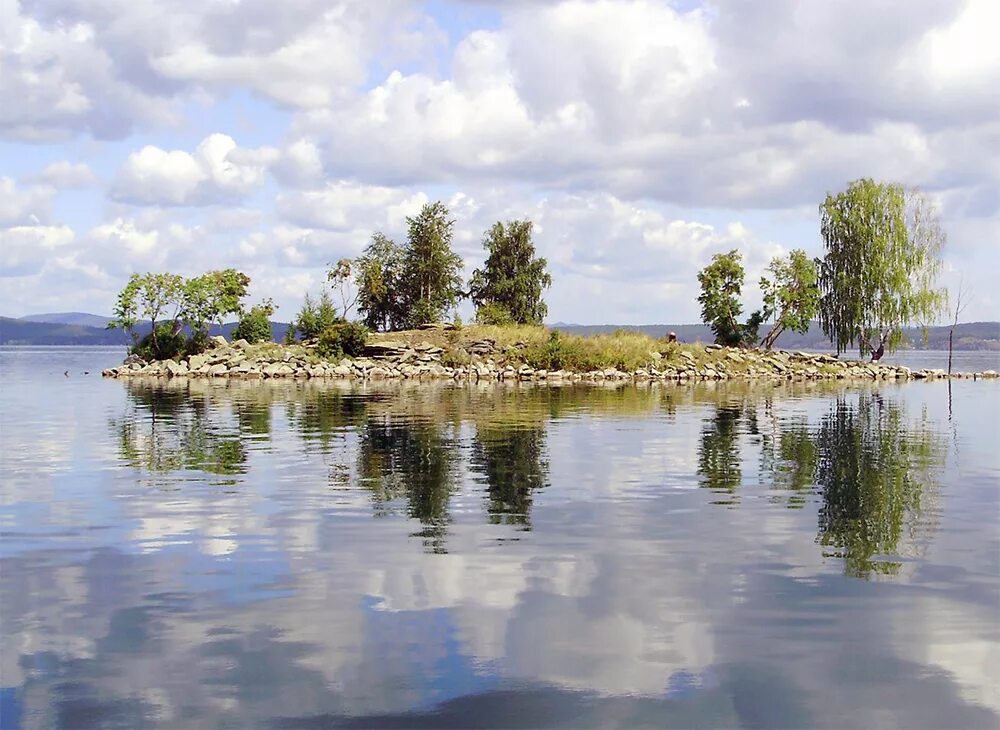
[112, 134, 271, 206]
[0, 224, 74, 277]
[33, 161, 98, 188]
[0, 177, 54, 226]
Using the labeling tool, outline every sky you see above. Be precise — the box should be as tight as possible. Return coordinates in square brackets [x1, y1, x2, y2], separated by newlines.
[1, 0, 997, 324]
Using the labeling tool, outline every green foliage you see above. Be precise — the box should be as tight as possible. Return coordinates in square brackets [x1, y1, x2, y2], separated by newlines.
[108, 272, 185, 353]
[355, 232, 405, 331]
[759, 249, 820, 349]
[818, 178, 947, 357]
[232, 299, 276, 344]
[109, 269, 252, 357]
[469, 220, 552, 325]
[696, 250, 762, 347]
[475, 301, 515, 326]
[400, 201, 464, 327]
[316, 321, 369, 360]
[182, 269, 250, 337]
[290, 291, 340, 342]
[131, 322, 188, 361]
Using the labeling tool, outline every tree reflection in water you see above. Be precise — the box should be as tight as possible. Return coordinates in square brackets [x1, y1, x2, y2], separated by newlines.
[357, 416, 460, 552]
[471, 423, 549, 528]
[812, 393, 941, 578]
[701, 391, 944, 578]
[114, 380, 248, 481]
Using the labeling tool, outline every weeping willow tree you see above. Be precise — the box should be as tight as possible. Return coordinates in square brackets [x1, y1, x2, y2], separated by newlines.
[818, 179, 947, 359]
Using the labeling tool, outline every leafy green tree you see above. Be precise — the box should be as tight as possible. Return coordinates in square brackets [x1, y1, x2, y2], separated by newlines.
[469, 220, 552, 325]
[108, 272, 185, 355]
[696, 250, 763, 347]
[182, 268, 251, 339]
[232, 298, 276, 343]
[400, 201, 464, 327]
[759, 249, 820, 349]
[355, 233, 405, 331]
[818, 179, 947, 359]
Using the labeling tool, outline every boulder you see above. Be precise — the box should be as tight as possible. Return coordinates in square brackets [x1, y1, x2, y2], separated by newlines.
[209, 335, 228, 348]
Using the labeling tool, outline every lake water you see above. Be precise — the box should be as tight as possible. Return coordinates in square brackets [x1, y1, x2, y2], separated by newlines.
[1, 348, 998, 729]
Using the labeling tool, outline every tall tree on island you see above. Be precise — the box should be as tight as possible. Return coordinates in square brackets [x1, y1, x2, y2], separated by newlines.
[400, 201, 464, 327]
[697, 249, 763, 347]
[758, 250, 820, 350]
[469, 219, 552, 325]
[817, 178, 947, 360]
[355, 232, 405, 331]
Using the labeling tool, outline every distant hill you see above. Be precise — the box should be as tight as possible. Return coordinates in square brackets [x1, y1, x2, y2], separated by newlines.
[1, 316, 292, 346]
[19, 312, 112, 328]
[0, 317, 128, 345]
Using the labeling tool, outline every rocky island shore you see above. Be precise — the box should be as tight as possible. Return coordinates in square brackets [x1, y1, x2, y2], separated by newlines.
[102, 328, 998, 384]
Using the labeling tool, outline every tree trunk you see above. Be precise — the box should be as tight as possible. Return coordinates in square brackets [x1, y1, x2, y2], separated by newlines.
[948, 328, 954, 375]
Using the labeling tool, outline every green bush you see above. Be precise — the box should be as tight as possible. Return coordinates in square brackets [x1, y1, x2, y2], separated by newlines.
[232, 304, 273, 343]
[291, 291, 339, 342]
[185, 329, 211, 356]
[131, 323, 188, 361]
[316, 321, 369, 360]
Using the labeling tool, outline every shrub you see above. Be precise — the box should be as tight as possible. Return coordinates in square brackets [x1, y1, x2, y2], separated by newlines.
[291, 291, 339, 342]
[232, 302, 274, 344]
[475, 301, 514, 326]
[185, 329, 211, 356]
[131, 323, 188, 361]
[316, 321, 369, 360]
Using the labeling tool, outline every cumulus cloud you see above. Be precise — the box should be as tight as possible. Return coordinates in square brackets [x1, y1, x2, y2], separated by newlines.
[0, 177, 54, 226]
[112, 134, 273, 206]
[0, 224, 74, 277]
[0, 0, 438, 140]
[33, 161, 98, 188]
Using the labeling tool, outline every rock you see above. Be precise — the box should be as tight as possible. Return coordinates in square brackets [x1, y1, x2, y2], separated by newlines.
[209, 335, 228, 348]
[165, 359, 188, 376]
[189, 354, 209, 370]
[232, 339, 250, 350]
[123, 353, 146, 367]
[364, 342, 408, 358]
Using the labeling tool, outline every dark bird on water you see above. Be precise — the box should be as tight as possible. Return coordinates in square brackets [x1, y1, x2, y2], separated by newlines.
[64, 370, 69, 376]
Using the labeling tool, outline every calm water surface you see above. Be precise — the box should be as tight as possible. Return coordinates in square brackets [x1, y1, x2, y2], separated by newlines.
[1, 348, 998, 729]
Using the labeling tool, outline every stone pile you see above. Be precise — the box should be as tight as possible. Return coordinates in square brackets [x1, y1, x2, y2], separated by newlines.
[102, 336, 1000, 384]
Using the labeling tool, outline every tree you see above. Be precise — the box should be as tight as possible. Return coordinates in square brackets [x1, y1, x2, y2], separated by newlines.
[108, 272, 185, 355]
[818, 179, 947, 359]
[469, 220, 552, 325]
[400, 201, 464, 327]
[232, 298, 276, 344]
[289, 291, 339, 342]
[696, 249, 763, 347]
[355, 233, 404, 331]
[758, 249, 819, 349]
[327, 258, 359, 319]
[182, 268, 251, 338]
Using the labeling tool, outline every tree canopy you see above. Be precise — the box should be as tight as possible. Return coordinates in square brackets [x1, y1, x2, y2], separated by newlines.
[355, 232, 405, 332]
[697, 249, 763, 347]
[818, 178, 947, 357]
[469, 220, 552, 325]
[759, 249, 819, 349]
[400, 201, 464, 327]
